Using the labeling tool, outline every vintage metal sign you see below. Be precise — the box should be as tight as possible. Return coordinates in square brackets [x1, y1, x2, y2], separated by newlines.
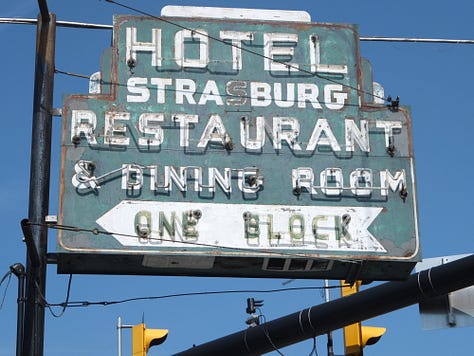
[57, 7, 420, 279]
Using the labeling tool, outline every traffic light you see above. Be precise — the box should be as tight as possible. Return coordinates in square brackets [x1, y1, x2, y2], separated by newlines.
[341, 281, 386, 356]
[132, 323, 168, 356]
[343, 323, 386, 355]
[246, 298, 264, 315]
[245, 298, 264, 327]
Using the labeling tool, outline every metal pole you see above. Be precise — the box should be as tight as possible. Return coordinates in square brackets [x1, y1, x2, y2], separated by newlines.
[23, 6, 55, 356]
[118, 317, 122, 356]
[324, 280, 334, 356]
[173, 254, 474, 356]
[10, 264, 26, 356]
[117, 317, 134, 356]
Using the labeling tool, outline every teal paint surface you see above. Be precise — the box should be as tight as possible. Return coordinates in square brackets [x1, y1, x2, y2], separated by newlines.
[58, 15, 419, 278]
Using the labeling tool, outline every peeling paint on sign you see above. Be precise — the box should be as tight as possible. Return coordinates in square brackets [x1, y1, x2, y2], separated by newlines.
[57, 7, 420, 279]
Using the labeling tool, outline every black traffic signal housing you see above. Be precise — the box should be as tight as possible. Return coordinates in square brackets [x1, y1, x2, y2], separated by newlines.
[246, 298, 264, 314]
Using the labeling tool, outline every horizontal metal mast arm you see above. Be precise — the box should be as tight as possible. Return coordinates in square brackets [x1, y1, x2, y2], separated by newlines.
[173, 254, 474, 356]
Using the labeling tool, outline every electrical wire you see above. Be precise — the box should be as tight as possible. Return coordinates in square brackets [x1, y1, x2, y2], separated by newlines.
[0, 4, 470, 353]
[103, 0, 474, 102]
[308, 336, 319, 356]
[55, 68, 91, 79]
[3, 8, 471, 109]
[258, 313, 285, 355]
[35, 274, 73, 318]
[0, 270, 12, 288]
[359, 36, 474, 44]
[0, 270, 13, 310]
[104, 0, 386, 103]
[55, 67, 388, 110]
[55, 68, 389, 113]
[42, 1, 474, 109]
[29, 221, 364, 264]
[1, 17, 473, 44]
[46, 285, 342, 309]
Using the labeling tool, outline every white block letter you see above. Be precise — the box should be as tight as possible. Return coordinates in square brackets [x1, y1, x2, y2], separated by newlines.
[175, 29, 209, 68]
[126, 27, 162, 67]
[70, 110, 97, 145]
[264, 33, 299, 72]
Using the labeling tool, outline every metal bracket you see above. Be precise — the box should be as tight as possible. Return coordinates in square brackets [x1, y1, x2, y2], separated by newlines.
[20, 219, 40, 268]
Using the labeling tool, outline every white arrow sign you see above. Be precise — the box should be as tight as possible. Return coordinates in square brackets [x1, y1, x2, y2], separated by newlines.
[96, 201, 386, 253]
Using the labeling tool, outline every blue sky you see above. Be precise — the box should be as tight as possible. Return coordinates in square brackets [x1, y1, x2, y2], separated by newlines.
[0, 0, 473, 355]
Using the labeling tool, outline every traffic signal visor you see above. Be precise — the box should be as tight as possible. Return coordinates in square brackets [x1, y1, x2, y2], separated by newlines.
[132, 323, 168, 356]
[344, 323, 386, 355]
[341, 281, 386, 355]
[361, 326, 386, 347]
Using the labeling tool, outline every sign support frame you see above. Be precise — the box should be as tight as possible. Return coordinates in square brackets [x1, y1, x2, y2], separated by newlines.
[23, 8, 56, 356]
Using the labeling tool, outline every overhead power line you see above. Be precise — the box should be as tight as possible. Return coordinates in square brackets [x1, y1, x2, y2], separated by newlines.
[0, 17, 473, 44]
[28, 221, 362, 263]
[173, 254, 474, 355]
[359, 36, 474, 44]
[0, 17, 112, 29]
[2, 13, 472, 106]
[46, 285, 341, 310]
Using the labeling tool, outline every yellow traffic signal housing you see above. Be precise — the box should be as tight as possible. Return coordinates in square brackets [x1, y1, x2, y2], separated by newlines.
[341, 281, 386, 356]
[132, 323, 168, 356]
[360, 326, 386, 347]
[344, 324, 386, 355]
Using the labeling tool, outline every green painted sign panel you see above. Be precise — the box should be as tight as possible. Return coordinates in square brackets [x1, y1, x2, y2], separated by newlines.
[57, 8, 420, 280]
